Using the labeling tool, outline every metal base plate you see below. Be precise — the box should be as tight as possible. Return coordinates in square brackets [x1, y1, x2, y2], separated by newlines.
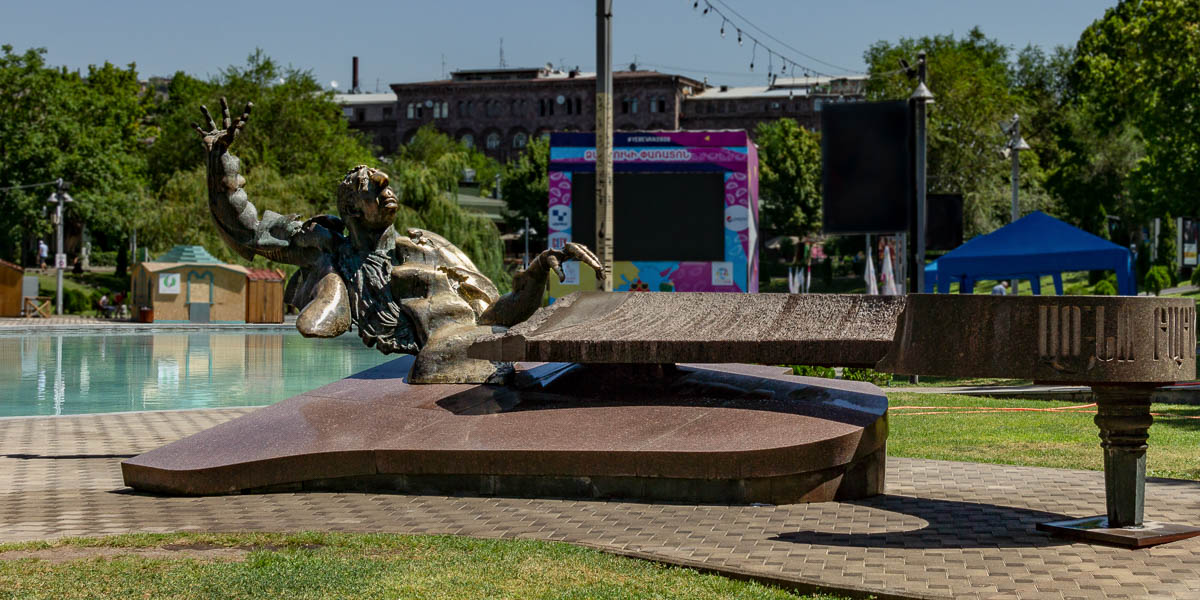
[1037, 516, 1200, 548]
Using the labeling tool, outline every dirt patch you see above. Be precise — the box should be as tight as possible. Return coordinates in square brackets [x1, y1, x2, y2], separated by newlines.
[0, 546, 252, 563]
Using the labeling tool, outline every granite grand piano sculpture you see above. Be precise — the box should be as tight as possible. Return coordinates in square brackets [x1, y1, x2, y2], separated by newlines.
[124, 99, 1199, 548]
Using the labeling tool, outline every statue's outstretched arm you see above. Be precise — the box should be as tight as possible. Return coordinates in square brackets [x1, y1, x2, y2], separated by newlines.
[193, 98, 327, 265]
[478, 243, 604, 327]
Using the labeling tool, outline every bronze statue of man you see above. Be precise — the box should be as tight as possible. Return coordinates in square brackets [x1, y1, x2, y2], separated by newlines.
[193, 98, 601, 383]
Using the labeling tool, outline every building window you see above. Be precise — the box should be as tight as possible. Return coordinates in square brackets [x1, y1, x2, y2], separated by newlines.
[621, 97, 638, 114]
[457, 100, 464, 117]
[513, 132, 527, 149]
[382, 106, 393, 118]
[486, 132, 500, 150]
[432, 103, 441, 118]
[355, 108, 365, 122]
[406, 103, 414, 119]
[538, 99, 546, 117]
[574, 97, 582, 114]
[442, 102, 449, 117]
[461, 133, 474, 149]
[343, 107, 354, 118]
[814, 98, 824, 112]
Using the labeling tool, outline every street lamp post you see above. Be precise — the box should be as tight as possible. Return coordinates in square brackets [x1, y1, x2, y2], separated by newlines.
[521, 217, 538, 270]
[1006, 114, 1030, 294]
[910, 51, 934, 295]
[46, 179, 74, 315]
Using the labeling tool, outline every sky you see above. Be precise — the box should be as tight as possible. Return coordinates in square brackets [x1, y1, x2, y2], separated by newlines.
[4, 1, 1117, 90]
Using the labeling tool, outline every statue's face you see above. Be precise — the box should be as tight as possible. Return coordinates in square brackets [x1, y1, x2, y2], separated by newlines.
[358, 169, 398, 229]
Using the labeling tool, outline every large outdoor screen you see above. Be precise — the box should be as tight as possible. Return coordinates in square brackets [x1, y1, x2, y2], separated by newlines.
[570, 172, 726, 261]
[926, 193, 964, 251]
[821, 100, 912, 234]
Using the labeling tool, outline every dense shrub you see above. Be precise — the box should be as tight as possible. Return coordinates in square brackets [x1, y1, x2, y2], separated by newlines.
[1091, 279, 1117, 295]
[842, 367, 893, 387]
[1144, 265, 1172, 295]
[790, 365, 836, 378]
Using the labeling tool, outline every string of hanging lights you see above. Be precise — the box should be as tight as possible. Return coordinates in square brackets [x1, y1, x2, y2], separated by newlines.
[689, 0, 910, 85]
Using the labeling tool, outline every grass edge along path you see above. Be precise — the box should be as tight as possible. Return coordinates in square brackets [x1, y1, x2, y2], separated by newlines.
[887, 392, 1200, 481]
[0, 532, 853, 600]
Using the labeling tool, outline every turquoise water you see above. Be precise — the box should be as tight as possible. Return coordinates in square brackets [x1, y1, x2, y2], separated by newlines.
[0, 330, 400, 417]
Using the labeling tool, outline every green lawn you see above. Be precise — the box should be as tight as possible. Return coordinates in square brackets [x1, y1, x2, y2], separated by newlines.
[887, 392, 1200, 480]
[0, 533, 844, 600]
[33, 270, 130, 316]
[941, 270, 1094, 295]
[890, 375, 1032, 388]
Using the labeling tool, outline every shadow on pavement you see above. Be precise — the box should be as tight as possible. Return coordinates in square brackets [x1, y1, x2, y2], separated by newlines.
[771, 495, 1076, 549]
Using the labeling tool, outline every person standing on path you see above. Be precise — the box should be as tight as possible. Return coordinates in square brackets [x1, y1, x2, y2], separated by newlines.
[38, 239, 49, 271]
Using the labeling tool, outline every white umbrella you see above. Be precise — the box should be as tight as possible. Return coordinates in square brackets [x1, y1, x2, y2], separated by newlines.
[881, 246, 899, 295]
[864, 251, 879, 295]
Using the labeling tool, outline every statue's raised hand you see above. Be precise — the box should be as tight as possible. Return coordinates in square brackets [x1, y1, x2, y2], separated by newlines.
[192, 97, 252, 153]
[521, 242, 606, 290]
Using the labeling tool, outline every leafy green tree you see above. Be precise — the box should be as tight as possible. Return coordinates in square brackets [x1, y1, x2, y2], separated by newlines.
[389, 125, 510, 292]
[148, 49, 376, 188]
[500, 136, 550, 244]
[1072, 0, 1200, 219]
[754, 118, 822, 239]
[0, 46, 150, 264]
[865, 28, 1055, 237]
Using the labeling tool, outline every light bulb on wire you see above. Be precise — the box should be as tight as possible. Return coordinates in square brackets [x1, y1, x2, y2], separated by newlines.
[703, 2, 709, 15]
[737, 29, 742, 46]
[720, 19, 725, 37]
[750, 41, 756, 71]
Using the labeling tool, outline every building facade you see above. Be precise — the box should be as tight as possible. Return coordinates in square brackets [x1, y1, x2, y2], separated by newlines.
[337, 66, 867, 161]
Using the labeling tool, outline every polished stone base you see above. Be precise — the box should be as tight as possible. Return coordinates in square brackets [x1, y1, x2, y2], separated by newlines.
[1037, 516, 1200, 548]
[122, 357, 888, 504]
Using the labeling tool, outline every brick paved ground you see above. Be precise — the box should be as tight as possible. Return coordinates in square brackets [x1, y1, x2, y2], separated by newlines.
[1, 409, 1198, 600]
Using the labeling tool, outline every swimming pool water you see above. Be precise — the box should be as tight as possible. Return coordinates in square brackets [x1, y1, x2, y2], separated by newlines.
[0, 330, 400, 417]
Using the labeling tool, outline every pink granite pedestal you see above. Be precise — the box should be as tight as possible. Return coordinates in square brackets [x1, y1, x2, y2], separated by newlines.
[122, 357, 888, 504]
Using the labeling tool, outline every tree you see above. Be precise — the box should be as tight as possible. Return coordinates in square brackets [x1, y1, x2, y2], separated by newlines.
[864, 28, 1055, 237]
[0, 46, 150, 264]
[389, 125, 510, 292]
[148, 50, 376, 188]
[1072, 0, 1200, 219]
[754, 118, 822, 239]
[500, 136, 550, 245]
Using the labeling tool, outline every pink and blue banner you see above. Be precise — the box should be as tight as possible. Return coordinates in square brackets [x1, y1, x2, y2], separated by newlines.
[548, 130, 759, 300]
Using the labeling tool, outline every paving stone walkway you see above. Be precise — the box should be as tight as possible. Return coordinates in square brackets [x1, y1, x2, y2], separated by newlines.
[2, 408, 1198, 600]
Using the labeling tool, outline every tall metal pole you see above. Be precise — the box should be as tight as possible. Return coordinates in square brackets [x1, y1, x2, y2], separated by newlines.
[1008, 114, 1028, 294]
[910, 51, 933, 295]
[523, 216, 531, 269]
[595, 0, 614, 291]
[52, 179, 67, 315]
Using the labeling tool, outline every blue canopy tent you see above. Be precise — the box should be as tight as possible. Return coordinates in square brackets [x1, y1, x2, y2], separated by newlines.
[922, 211, 1135, 295]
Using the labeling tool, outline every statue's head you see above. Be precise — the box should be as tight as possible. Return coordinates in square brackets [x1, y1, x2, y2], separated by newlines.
[337, 165, 397, 230]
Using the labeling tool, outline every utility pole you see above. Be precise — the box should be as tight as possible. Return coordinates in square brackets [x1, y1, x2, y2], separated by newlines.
[47, 179, 73, 315]
[910, 51, 934, 295]
[1006, 114, 1030, 294]
[595, 0, 614, 291]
